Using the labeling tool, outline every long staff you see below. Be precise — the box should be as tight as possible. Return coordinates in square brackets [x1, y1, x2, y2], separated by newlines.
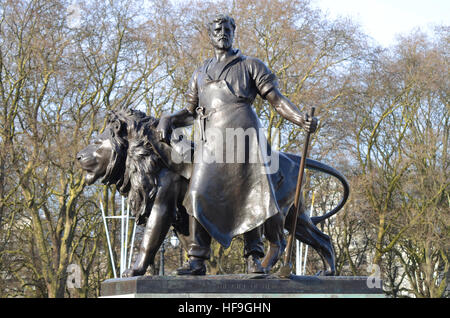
[279, 107, 316, 278]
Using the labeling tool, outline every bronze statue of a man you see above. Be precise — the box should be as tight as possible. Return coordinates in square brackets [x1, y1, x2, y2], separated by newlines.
[157, 14, 317, 275]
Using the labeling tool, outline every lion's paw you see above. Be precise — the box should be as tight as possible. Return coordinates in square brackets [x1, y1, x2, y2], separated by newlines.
[122, 268, 145, 277]
[315, 270, 335, 276]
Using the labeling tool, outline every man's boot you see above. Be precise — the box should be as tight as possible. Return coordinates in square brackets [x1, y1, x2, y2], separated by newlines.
[176, 256, 207, 276]
[247, 254, 265, 274]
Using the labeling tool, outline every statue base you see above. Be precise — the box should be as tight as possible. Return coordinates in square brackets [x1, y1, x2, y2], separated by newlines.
[100, 274, 384, 298]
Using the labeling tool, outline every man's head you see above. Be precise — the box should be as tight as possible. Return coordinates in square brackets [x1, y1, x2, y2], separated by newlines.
[207, 14, 235, 51]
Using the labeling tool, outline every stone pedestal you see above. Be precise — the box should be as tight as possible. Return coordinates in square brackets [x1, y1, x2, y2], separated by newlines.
[100, 274, 384, 298]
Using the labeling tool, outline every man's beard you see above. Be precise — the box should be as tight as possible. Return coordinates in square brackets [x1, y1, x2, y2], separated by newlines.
[211, 37, 233, 50]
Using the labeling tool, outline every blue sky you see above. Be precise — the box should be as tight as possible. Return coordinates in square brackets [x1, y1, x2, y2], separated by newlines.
[313, 0, 449, 46]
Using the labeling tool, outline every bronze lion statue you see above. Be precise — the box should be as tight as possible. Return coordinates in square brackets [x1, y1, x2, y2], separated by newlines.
[77, 108, 349, 276]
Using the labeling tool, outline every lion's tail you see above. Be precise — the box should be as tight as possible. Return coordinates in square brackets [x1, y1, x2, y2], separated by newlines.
[304, 158, 350, 225]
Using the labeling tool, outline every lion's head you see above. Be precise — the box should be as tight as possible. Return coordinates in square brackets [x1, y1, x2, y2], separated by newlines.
[77, 108, 163, 224]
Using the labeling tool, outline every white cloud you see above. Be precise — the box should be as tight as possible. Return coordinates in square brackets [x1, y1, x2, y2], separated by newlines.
[313, 0, 450, 46]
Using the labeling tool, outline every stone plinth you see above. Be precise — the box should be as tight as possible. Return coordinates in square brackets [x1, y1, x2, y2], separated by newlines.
[100, 274, 384, 298]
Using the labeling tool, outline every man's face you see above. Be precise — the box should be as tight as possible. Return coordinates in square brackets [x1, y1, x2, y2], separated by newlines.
[209, 20, 234, 50]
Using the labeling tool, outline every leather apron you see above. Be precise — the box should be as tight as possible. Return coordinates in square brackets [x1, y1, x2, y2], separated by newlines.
[183, 74, 281, 248]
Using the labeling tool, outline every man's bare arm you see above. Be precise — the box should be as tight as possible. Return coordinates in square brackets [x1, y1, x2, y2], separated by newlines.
[264, 88, 318, 133]
[157, 109, 195, 142]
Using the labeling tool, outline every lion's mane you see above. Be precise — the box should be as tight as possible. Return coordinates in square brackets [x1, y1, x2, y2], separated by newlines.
[102, 108, 162, 225]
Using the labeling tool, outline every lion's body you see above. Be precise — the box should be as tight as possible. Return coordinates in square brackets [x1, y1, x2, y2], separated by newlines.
[77, 109, 349, 276]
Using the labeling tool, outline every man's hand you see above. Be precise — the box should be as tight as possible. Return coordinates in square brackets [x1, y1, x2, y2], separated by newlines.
[264, 88, 318, 133]
[301, 112, 318, 133]
[156, 116, 173, 143]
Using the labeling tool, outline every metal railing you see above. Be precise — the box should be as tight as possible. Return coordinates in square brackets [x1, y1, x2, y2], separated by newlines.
[99, 195, 137, 278]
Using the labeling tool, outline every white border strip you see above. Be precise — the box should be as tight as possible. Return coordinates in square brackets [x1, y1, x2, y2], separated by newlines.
[100, 293, 385, 298]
